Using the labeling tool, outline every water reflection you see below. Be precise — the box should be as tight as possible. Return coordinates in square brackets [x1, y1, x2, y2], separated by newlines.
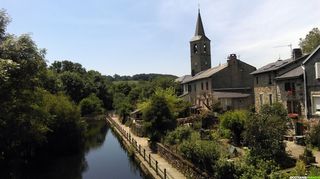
[5, 120, 147, 179]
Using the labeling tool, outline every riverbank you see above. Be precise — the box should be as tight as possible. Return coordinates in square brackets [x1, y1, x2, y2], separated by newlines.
[106, 115, 186, 179]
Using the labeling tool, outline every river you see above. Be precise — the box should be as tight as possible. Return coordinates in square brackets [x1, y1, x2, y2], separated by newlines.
[7, 120, 148, 179]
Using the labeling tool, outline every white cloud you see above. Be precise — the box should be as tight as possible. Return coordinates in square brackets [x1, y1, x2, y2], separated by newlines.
[156, 0, 320, 71]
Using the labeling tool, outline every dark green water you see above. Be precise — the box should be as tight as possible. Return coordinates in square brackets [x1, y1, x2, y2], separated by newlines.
[5, 120, 147, 179]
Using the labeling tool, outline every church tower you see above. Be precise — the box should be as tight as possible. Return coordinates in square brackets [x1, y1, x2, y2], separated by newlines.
[190, 10, 211, 76]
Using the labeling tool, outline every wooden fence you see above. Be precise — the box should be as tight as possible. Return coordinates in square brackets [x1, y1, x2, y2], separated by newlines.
[106, 116, 174, 179]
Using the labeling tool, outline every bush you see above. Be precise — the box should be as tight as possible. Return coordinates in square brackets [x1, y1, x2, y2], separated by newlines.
[79, 93, 104, 116]
[164, 126, 194, 146]
[309, 122, 320, 149]
[179, 139, 220, 173]
[200, 111, 218, 129]
[299, 148, 315, 165]
[214, 160, 241, 179]
[220, 110, 248, 146]
[309, 166, 320, 176]
[290, 160, 306, 176]
[244, 103, 288, 164]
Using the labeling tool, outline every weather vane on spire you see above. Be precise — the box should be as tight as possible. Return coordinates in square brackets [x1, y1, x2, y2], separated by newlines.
[198, 0, 200, 13]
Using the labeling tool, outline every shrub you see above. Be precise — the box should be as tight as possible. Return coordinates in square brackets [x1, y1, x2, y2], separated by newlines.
[164, 126, 194, 146]
[179, 139, 220, 173]
[299, 148, 315, 165]
[220, 110, 248, 146]
[309, 122, 320, 149]
[244, 103, 288, 164]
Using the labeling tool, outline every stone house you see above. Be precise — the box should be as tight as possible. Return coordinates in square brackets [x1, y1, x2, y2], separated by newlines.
[251, 48, 309, 115]
[176, 11, 256, 111]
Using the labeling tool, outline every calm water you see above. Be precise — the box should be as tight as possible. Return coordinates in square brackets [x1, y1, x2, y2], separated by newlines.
[82, 121, 146, 179]
[7, 120, 147, 179]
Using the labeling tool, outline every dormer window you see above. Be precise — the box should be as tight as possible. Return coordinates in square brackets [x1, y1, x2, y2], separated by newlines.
[193, 44, 198, 54]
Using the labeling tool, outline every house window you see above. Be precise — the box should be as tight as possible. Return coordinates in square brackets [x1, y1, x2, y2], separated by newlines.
[269, 94, 272, 105]
[204, 43, 207, 53]
[259, 94, 263, 106]
[284, 82, 296, 96]
[188, 85, 192, 92]
[312, 96, 320, 114]
[206, 82, 209, 90]
[194, 84, 197, 92]
[268, 73, 272, 84]
[256, 76, 259, 84]
[201, 82, 204, 90]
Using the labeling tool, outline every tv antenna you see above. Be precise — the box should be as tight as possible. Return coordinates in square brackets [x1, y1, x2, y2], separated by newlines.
[273, 44, 292, 51]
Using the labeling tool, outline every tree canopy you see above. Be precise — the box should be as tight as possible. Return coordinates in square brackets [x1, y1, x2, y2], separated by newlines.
[299, 27, 320, 54]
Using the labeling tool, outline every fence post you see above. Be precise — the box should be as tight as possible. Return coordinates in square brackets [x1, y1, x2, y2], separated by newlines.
[156, 161, 158, 174]
[149, 154, 151, 166]
[164, 168, 166, 179]
[139, 145, 141, 154]
[143, 149, 146, 159]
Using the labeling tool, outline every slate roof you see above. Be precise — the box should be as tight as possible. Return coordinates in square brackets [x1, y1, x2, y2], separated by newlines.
[251, 55, 308, 75]
[276, 66, 303, 80]
[195, 11, 205, 36]
[303, 45, 320, 64]
[181, 63, 228, 84]
[190, 11, 210, 42]
[213, 91, 251, 99]
[175, 75, 192, 83]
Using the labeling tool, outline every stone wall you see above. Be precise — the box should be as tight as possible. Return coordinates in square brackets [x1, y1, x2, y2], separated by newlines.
[254, 85, 277, 111]
[156, 143, 210, 179]
[276, 78, 305, 117]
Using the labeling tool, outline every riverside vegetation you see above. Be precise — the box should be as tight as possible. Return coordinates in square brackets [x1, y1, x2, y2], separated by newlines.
[2, 8, 320, 179]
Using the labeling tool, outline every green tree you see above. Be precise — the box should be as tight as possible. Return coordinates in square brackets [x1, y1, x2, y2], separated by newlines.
[299, 27, 320, 53]
[143, 95, 176, 142]
[60, 71, 86, 103]
[138, 88, 190, 118]
[0, 9, 10, 40]
[113, 93, 133, 123]
[0, 32, 49, 163]
[220, 110, 248, 146]
[79, 93, 104, 116]
[244, 103, 288, 164]
[39, 91, 86, 155]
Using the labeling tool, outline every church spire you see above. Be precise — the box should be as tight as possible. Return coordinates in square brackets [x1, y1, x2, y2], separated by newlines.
[194, 10, 205, 36]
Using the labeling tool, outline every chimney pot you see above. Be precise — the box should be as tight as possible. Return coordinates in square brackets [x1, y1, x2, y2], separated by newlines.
[292, 48, 303, 60]
[228, 54, 237, 60]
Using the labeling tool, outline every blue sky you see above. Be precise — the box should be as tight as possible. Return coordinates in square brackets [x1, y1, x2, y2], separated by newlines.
[2, 0, 320, 76]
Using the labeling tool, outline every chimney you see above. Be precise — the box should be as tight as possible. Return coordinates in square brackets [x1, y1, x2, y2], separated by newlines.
[292, 48, 302, 60]
[227, 54, 238, 66]
[228, 54, 237, 61]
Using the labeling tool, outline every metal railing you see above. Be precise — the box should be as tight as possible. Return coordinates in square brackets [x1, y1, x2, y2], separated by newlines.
[106, 116, 174, 179]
